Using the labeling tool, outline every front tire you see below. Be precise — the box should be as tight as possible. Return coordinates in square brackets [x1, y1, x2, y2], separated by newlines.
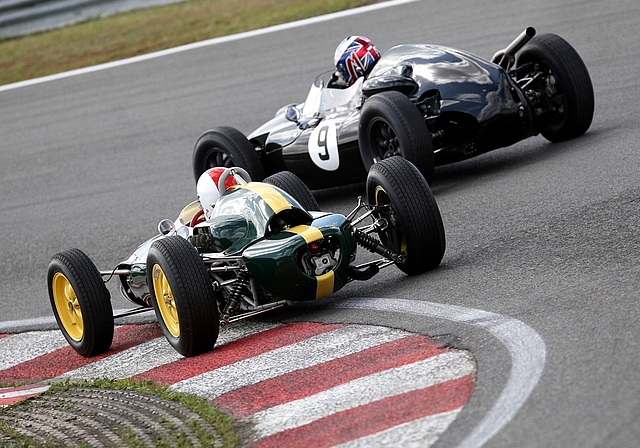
[516, 33, 594, 142]
[147, 236, 219, 357]
[263, 171, 320, 211]
[47, 249, 114, 357]
[359, 91, 434, 184]
[193, 126, 265, 183]
[366, 157, 445, 275]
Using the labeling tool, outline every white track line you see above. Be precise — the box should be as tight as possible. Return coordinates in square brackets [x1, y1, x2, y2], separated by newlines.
[0, 0, 419, 93]
[0, 385, 50, 399]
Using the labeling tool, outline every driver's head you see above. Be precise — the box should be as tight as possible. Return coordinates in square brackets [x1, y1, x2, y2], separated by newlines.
[334, 36, 380, 87]
[196, 167, 239, 220]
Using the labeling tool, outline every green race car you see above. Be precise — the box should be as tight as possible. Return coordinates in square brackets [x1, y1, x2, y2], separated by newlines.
[47, 157, 446, 357]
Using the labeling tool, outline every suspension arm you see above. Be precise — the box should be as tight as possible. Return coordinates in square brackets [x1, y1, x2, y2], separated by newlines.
[352, 228, 403, 263]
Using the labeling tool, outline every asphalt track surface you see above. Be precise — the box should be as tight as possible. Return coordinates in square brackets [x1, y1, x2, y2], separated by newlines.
[1, 0, 640, 446]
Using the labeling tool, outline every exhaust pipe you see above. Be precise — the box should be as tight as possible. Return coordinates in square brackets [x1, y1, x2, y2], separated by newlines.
[492, 27, 536, 70]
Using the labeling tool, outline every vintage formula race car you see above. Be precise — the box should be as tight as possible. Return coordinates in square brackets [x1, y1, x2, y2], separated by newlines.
[192, 27, 594, 189]
[47, 157, 445, 357]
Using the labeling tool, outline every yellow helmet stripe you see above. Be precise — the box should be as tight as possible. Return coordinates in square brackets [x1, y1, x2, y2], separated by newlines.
[315, 271, 335, 299]
[240, 183, 292, 214]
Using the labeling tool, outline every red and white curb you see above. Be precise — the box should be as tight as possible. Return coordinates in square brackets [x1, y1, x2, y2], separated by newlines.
[321, 298, 547, 448]
[0, 320, 475, 447]
[0, 384, 51, 407]
[0, 297, 546, 447]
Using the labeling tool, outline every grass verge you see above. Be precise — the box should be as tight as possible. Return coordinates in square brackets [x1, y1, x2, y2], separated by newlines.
[0, 378, 238, 447]
[0, 0, 378, 86]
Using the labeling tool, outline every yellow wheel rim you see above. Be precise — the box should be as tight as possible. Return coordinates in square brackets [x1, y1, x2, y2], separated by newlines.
[375, 186, 407, 256]
[51, 272, 84, 342]
[152, 264, 180, 338]
[374, 185, 390, 206]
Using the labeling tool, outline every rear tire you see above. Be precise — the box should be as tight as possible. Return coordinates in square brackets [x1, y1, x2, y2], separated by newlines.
[47, 249, 114, 357]
[193, 126, 265, 183]
[359, 91, 434, 184]
[516, 33, 594, 142]
[366, 157, 445, 275]
[263, 171, 320, 211]
[147, 236, 220, 357]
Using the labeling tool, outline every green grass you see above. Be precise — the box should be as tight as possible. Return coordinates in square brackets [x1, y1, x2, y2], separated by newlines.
[0, 378, 239, 447]
[0, 0, 378, 86]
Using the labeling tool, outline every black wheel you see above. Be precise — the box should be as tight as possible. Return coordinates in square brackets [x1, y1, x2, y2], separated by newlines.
[366, 156, 445, 275]
[147, 236, 219, 357]
[47, 249, 114, 357]
[192, 126, 265, 183]
[263, 171, 320, 211]
[516, 33, 594, 142]
[359, 91, 434, 184]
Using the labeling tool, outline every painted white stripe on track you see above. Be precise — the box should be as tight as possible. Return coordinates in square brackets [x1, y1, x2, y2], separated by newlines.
[172, 324, 410, 399]
[0, 385, 50, 400]
[335, 408, 463, 448]
[319, 297, 546, 448]
[0, 384, 52, 407]
[0, 330, 67, 370]
[247, 350, 474, 439]
[57, 336, 179, 381]
[213, 320, 282, 347]
[0, 0, 419, 93]
[56, 320, 279, 381]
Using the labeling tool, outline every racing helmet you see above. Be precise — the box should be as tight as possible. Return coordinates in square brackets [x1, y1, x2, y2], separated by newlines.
[334, 36, 381, 87]
[196, 167, 240, 220]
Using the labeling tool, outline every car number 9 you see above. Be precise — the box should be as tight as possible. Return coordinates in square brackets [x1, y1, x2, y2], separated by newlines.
[309, 120, 340, 171]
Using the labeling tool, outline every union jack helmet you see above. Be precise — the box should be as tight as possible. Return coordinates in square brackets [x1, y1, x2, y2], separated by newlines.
[334, 36, 381, 87]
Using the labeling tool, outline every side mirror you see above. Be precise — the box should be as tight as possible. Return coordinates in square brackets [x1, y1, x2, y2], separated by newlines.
[158, 219, 174, 235]
[285, 105, 301, 123]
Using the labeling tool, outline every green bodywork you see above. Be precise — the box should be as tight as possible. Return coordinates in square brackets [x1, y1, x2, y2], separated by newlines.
[118, 182, 357, 306]
[242, 213, 356, 301]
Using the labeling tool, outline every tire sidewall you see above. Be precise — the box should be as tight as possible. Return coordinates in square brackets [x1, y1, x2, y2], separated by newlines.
[47, 250, 114, 357]
[147, 236, 219, 357]
[263, 171, 320, 211]
[359, 91, 434, 184]
[146, 244, 184, 350]
[365, 157, 445, 275]
[192, 126, 265, 183]
[517, 34, 594, 141]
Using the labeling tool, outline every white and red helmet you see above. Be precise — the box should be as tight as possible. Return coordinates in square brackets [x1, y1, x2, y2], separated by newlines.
[196, 167, 242, 220]
[334, 36, 381, 87]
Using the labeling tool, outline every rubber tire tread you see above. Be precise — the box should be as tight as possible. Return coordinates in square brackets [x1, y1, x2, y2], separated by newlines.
[47, 249, 114, 357]
[147, 236, 219, 357]
[359, 90, 434, 184]
[192, 126, 265, 183]
[263, 171, 320, 211]
[517, 33, 594, 142]
[366, 157, 445, 275]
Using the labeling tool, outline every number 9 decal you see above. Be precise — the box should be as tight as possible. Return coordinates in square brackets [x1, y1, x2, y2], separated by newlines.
[309, 120, 339, 171]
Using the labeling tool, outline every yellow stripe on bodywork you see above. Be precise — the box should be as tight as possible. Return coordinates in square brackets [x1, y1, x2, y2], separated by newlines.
[241, 183, 292, 214]
[287, 224, 324, 243]
[287, 224, 334, 299]
[315, 271, 335, 299]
